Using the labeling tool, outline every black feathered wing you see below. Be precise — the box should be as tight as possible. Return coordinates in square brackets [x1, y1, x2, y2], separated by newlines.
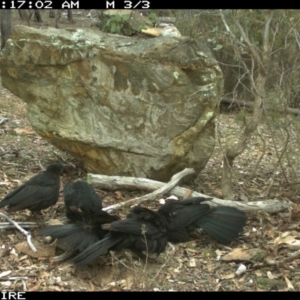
[179, 197, 213, 205]
[107, 218, 162, 236]
[0, 171, 59, 211]
[159, 198, 246, 244]
[103, 214, 168, 255]
[40, 224, 103, 252]
[7, 183, 59, 211]
[194, 206, 247, 244]
[73, 236, 124, 266]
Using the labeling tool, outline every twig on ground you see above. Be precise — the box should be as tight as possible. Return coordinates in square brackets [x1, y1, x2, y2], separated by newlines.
[0, 222, 38, 229]
[0, 118, 9, 126]
[0, 213, 37, 252]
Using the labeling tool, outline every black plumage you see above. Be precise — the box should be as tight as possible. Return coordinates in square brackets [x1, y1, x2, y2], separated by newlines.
[158, 197, 247, 244]
[40, 181, 119, 253]
[63, 181, 103, 222]
[73, 206, 169, 266]
[0, 163, 65, 214]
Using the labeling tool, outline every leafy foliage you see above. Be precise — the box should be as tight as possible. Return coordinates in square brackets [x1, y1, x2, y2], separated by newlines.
[104, 14, 130, 34]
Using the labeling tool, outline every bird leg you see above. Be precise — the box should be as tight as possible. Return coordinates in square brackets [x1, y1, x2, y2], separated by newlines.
[31, 211, 45, 223]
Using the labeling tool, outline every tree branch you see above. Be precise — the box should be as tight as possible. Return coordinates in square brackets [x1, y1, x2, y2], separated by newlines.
[89, 168, 195, 211]
[0, 213, 37, 252]
[88, 173, 291, 213]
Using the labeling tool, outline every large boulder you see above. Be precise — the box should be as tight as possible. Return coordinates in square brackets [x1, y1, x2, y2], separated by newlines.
[0, 25, 223, 181]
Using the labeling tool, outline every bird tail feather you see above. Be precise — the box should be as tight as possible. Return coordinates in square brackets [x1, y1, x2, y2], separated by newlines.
[40, 224, 99, 252]
[0, 198, 9, 208]
[73, 236, 123, 266]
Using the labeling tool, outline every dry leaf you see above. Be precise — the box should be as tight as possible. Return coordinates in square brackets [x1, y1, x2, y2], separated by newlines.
[141, 27, 164, 37]
[220, 273, 235, 280]
[186, 248, 198, 253]
[282, 191, 293, 198]
[13, 128, 33, 135]
[213, 188, 223, 198]
[114, 191, 123, 200]
[15, 241, 55, 258]
[273, 232, 300, 250]
[222, 248, 267, 262]
[0, 270, 12, 278]
[266, 229, 275, 238]
[291, 205, 300, 220]
[284, 277, 294, 290]
[267, 271, 275, 279]
[0, 281, 11, 287]
[188, 258, 196, 267]
[183, 190, 193, 199]
[46, 219, 63, 226]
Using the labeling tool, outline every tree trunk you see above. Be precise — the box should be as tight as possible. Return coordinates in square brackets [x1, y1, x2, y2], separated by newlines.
[49, 10, 55, 18]
[220, 11, 273, 199]
[0, 10, 11, 50]
[55, 10, 62, 28]
[67, 10, 73, 20]
[33, 10, 42, 23]
[18, 10, 30, 26]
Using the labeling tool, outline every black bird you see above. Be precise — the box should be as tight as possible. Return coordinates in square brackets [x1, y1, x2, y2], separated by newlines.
[73, 206, 169, 266]
[0, 163, 66, 215]
[63, 181, 103, 222]
[40, 181, 119, 256]
[158, 197, 247, 245]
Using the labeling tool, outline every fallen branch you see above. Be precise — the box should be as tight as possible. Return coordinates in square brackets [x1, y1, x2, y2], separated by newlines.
[0, 222, 38, 229]
[88, 173, 291, 213]
[88, 168, 195, 212]
[0, 118, 9, 126]
[0, 213, 37, 252]
[6, 276, 28, 281]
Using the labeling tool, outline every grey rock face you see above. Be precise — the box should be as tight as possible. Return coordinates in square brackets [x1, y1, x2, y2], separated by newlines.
[1, 25, 223, 181]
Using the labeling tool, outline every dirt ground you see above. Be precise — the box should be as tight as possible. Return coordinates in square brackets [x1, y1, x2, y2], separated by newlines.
[0, 10, 300, 291]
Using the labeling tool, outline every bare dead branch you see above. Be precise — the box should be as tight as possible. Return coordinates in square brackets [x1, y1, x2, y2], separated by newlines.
[0, 213, 37, 252]
[0, 118, 9, 126]
[88, 173, 291, 213]
[218, 12, 272, 198]
[262, 11, 274, 57]
[235, 19, 264, 73]
[248, 127, 266, 180]
[0, 222, 38, 229]
[92, 168, 195, 211]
